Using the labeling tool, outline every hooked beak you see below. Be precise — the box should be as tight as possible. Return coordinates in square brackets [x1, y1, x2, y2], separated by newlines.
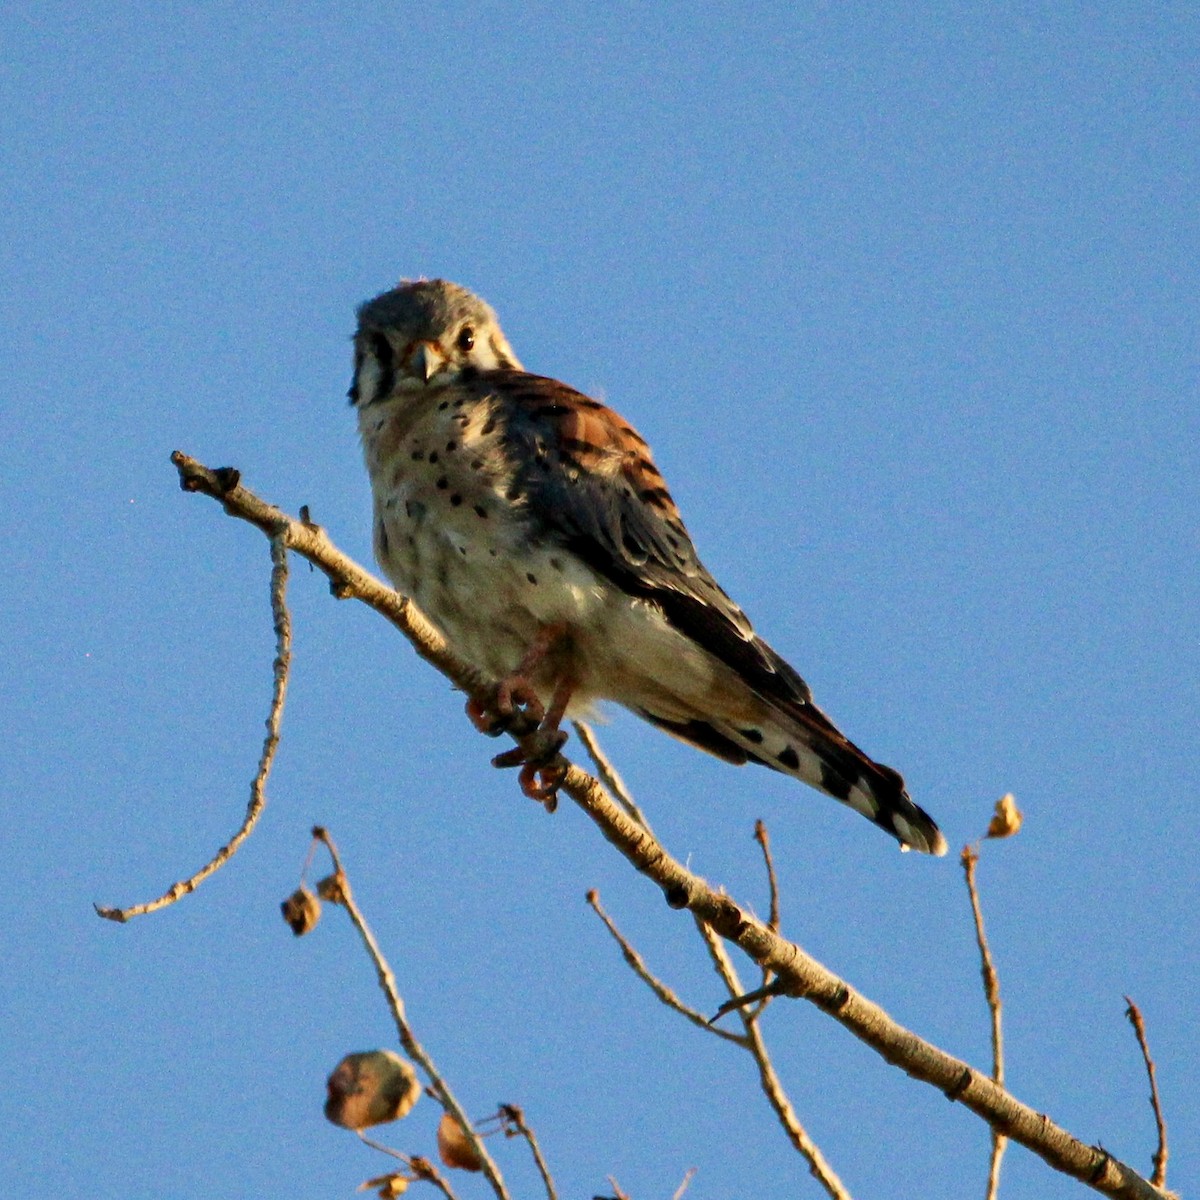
[409, 340, 446, 384]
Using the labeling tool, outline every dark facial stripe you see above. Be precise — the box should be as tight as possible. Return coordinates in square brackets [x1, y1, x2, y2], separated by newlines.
[370, 332, 395, 401]
[347, 347, 363, 405]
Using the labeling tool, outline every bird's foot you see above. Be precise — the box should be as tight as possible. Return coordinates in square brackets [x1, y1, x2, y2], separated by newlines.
[492, 728, 569, 810]
[470, 633, 575, 810]
[465, 679, 544, 737]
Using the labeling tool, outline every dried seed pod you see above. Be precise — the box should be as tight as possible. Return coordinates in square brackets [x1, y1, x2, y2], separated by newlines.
[985, 793, 1023, 839]
[360, 1172, 411, 1197]
[437, 1111, 483, 1171]
[281, 887, 320, 936]
[317, 872, 348, 905]
[325, 1050, 420, 1129]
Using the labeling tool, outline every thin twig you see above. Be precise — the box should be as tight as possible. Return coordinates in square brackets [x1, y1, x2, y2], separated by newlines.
[693, 912, 746, 1010]
[754, 820, 781, 934]
[499, 1105, 558, 1200]
[577, 738, 848, 1195]
[1124, 998, 1169, 1190]
[96, 533, 292, 920]
[711, 981, 784, 1018]
[169, 453, 1171, 1200]
[573, 720, 652, 831]
[356, 1136, 462, 1200]
[314, 828, 511, 1200]
[586, 890, 745, 1045]
[578, 725, 842, 1188]
[578, 757, 848, 1199]
[670, 1167, 697, 1200]
[752, 819, 781, 1010]
[693, 919, 853, 1200]
[962, 844, 1007, 1200]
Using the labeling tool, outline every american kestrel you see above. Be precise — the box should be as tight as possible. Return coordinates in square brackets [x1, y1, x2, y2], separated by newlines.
[350, 279, 947, 855]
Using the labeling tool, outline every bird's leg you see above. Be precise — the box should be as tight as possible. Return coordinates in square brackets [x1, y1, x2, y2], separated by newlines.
[465, 623, 568, 736]
[513, 674, 575, 805]
[475, 623, 575, 808]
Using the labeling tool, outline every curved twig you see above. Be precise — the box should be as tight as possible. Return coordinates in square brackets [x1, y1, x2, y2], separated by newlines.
[587, 889, 745, 1045]
[95, 532, 292, 920]
[692, 917, 852, 1199]
[580, 733, 847, 1194]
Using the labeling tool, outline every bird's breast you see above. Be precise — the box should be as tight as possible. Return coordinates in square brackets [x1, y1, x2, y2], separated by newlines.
[360, 394, 596, 679]
[358, 389, 731, 716]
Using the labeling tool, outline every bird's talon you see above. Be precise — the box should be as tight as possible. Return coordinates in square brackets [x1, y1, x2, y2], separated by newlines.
[519, 762, 564, 809]
[491, 745, 528, 769]
[490, 727, 566, 769]
[492, 727, 568, 810]
[466, 694, 509, 737]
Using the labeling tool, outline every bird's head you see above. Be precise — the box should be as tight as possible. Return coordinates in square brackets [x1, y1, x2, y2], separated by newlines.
[349, 278, 523, 407]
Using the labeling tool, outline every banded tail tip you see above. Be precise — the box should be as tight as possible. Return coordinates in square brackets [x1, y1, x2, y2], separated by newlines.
[892, 810, 948, 856]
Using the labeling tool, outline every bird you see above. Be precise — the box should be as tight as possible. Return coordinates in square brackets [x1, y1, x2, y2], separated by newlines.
[349, 278, 947, 855]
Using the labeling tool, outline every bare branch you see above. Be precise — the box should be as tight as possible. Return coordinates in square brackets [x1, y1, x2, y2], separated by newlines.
[1124, 998, 1170, 1192]
[170, 453, 491, 694]
[576, 729, 843, 1190]
[751, 819, 781, 1014]
[710, 980, 784, 1019]
[498, 1105, 558, 1200]
[95, 532, 291, 921]
[690, 920, 851, 1200]
[573, 720, 652, 831]
[586, 890, 745, 1045]
[313, 828, 511, 1200]
[693, 909, 745, 1002]
[171, 454, 1170, 1200]
[558, 759, 1166, 1200]
[962, 843, 1008, 1200]
[591, 830, 847, 1195]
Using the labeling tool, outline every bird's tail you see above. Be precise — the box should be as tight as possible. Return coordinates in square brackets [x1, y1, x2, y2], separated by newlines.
[641, 704, 947, 855]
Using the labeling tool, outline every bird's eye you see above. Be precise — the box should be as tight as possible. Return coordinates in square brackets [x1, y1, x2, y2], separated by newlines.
[456, 326, 475, 352]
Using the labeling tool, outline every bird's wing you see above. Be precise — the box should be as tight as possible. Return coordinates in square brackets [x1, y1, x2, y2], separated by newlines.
[477, 370, 946, 855]
[481, 370, 814, 709]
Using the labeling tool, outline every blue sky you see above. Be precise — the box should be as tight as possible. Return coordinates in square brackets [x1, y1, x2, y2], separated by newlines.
[2, 4, 1196, 1198]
